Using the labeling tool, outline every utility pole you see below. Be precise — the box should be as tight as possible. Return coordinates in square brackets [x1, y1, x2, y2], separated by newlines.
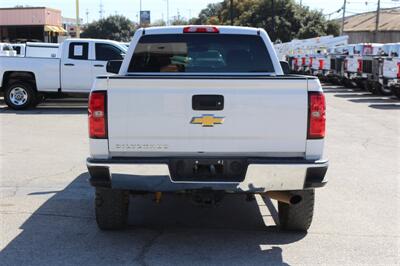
[340, 0, 347, 35]
[271, 0, 275, 39]
[85, 9, 89, 25]
[76, 0, 80, 38]
[374, 0, 381, 42]
[230, 0, 233, 25]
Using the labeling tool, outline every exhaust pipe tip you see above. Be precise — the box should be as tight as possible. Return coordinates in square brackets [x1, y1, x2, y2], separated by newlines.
[266, 191, 303, 205]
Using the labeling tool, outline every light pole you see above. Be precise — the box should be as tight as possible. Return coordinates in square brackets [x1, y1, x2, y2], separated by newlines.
[139, 0, 142, 25]
[76, 0, 80, 38]
[162, 0, 170, 26]
[166, 0, 170, 26]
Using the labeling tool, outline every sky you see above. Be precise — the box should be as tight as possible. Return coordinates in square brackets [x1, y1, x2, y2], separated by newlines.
[0, 0, 399, 23]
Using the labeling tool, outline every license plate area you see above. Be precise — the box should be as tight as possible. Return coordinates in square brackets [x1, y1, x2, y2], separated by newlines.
[169, 159, 247, 182]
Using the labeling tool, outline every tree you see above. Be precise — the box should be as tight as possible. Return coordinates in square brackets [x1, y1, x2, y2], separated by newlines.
[170, 17, 189, 25]
[81, 15, 135, 41]
[151, 19, 166, 26]
[192, 0, 340, 42]
[192, 3, 223, 24]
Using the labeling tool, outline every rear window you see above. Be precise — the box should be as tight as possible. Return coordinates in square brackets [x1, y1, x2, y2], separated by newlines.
[128, 34, 274, 73]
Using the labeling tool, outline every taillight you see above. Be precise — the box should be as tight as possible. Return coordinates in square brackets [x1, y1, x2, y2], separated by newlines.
[319, 59, 324, 70]
[397, 63, 400, 79]
[88, 91, 107, 139]
[302, 57, 306, 66]
[308, 92, 326, 139]
[183, 26, 219, 33]
[357, 59, 363, 73]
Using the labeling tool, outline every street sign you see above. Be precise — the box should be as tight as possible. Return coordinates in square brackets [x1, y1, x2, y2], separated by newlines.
[140, 11, 150, 25]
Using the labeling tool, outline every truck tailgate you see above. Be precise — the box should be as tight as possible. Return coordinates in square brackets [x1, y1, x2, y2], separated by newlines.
[107, 77, 308, 157]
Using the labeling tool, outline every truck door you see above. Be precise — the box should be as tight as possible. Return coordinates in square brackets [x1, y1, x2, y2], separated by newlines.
[61, 42, 93, 92]
[92, 43, 124, 79]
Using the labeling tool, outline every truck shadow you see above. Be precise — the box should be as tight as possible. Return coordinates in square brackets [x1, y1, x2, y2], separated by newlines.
[322, 84, 400, 108]
[0, 97, 88, 115]
[0, 172, 302, 265]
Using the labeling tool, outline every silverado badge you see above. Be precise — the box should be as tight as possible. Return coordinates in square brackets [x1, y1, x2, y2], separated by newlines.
[191, 114, 224, 127]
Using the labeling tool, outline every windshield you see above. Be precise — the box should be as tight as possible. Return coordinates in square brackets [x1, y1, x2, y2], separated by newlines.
[128, 34, 274, 73]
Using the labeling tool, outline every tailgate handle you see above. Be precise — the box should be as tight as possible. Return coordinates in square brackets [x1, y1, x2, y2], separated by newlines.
[192, 95, 224, 111]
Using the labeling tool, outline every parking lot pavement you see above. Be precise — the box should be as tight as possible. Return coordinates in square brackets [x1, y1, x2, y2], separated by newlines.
[0, 86, 399, 265]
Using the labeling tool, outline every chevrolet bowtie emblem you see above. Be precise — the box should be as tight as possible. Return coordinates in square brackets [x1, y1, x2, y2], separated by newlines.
[191, 114, 224, 127]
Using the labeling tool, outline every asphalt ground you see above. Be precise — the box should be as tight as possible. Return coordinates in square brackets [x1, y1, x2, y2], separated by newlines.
[0, 84, 399, 265]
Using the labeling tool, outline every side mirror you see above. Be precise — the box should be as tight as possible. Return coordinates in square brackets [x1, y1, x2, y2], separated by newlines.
[106, 60, 123, 74]
[280, 61, 290, 75]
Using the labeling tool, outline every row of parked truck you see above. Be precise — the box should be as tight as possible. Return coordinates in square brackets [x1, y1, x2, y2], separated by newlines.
[286, 42, 400, 99]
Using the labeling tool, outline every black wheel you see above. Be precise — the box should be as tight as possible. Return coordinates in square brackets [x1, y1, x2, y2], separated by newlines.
[278, 189, 315, 232]
[343, 79, 355, 88]
[4, 82, 37, 110]
[375, 83, 393, 96]
[392, 86, 400, 99]
[95, 187, 130, 230]
[355, 80, 364, 90]
[365, 81, 377, 94]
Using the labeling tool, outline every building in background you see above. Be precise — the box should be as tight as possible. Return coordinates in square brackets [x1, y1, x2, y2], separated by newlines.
[0, 7, 67, 43]
[62, 17, 83, 38]
[341, 7, 400, 43]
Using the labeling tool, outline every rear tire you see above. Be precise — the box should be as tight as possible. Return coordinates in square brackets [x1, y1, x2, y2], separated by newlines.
[392, 86, 400, 99]
[4, 82, 37, 110]
[95, 187, 130, 230]
[375, 83, 393, 96]
[278, 189, 315, 232]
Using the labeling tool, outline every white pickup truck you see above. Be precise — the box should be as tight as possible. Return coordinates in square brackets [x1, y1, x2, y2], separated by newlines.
[12, 42, 60, 58]
[86, 26, 328, 232]
[0, 39, 127, 109]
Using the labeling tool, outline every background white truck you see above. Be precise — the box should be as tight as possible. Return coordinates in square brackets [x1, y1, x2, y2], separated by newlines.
[0, 39, 127, 109]
[0, 43, 17, 56]
[11, 42, 60, 58]
[86, 26, 328, 232]
[382, 43, 400, 97]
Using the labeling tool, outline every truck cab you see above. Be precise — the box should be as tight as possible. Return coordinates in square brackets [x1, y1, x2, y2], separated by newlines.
[58, 39, 127, 92]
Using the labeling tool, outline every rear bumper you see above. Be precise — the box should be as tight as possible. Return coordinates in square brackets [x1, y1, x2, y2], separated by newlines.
[86, 157, 328, 192]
